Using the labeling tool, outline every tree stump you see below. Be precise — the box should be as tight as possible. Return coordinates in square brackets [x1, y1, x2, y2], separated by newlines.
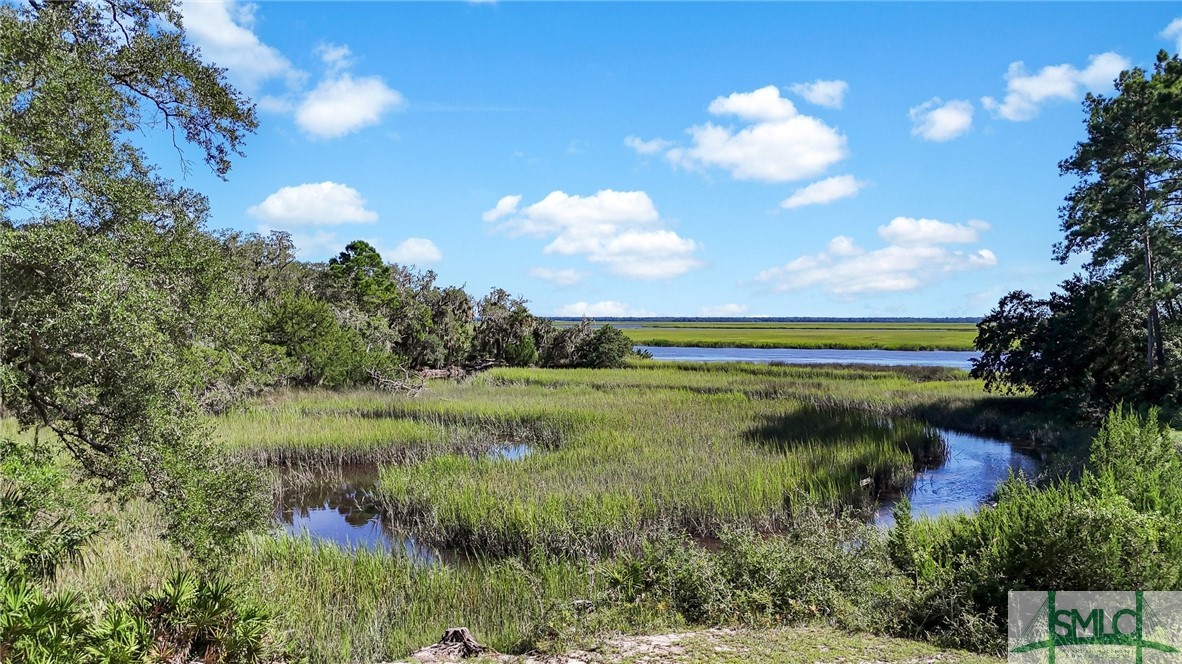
[435, 627, 488, 659]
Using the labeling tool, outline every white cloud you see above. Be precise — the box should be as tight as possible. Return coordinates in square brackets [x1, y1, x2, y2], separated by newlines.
[285, 229, 341, 260]
[789, 80, 849, 109]
[909, 98, 974, 142]
[488, 190, 703, 280]
[700, 303, 749, 316]
[530, 267, 586, 286]
[316, 42, 354, 74]
[780, 175, 865, 209]
[482, 195, 522, 222]
[624, 135, 674, 155]
[638, 86, 847, 183]
[827, 235, 862, 256]
[179, 0, 301, 92]
[981, 52, 1130, 121]
[671, 89, 846, 182]
[877, 217, 989, 245]
[707, 85, 798, 121]
[1164, 18, 1182, 54]
[755, 218, 996, 296]
[387, 238, 441, 264]
[296, 74, 405, 139]
[555, 301, 652, 317]
[247, 182, 378, 225]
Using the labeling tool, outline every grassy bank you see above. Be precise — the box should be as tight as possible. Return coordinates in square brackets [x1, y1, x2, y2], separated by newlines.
[211, 363, 1065, 556]
[42, 363, 1077, 662]
[611, 322, 978, 351]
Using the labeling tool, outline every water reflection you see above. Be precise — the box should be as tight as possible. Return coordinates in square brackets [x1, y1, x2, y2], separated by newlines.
[489, 442, 531, 461]
[273, 444, 532, 560]
[873, 430, 1041, 527]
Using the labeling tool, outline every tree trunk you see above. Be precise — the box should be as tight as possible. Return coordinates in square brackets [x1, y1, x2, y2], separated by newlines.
[1146, 227, 1156, 372]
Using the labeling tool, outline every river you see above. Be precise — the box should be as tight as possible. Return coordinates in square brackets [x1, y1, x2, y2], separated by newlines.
[635, 345, 978, 370]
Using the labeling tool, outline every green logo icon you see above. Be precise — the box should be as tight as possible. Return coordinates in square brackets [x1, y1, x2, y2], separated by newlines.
[1010, 591, 1182, 663]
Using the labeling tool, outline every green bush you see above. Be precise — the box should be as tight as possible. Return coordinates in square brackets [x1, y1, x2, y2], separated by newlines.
[573, 325, 632, 369]
[604, 512, 901, 630]
[0, 440, 102, 580]
[888, 407, 1182, 652]
[0, 573, 293, 663]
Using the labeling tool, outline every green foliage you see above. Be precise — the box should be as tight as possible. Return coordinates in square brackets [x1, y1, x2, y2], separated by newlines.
[1084, 406, 1182, 515]
[573, 325, 632, 369]
[975, 52, 1182, 415]
[0, 573, 292, 663]
[889, 408, 1182, 652]
[1, 221, 268, 568]
[0, 440, 103, 581]
[972, 276, 1147, 416]
[473, 288, 538, 365]
[539, 319, 590, 368]
[326, 241, 400, 314]
[1, 0, 273, 569]
[262, 293, 373, 388]
[603, 515, 901, 631]
[504, 334, 540, 367]
[538, 321, 632, 369]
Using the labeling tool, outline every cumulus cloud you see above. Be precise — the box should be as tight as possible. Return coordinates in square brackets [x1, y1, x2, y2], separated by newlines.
[247, 182, 378, 225]
[555, 301, 652, 317]
[878, 217, 989, 245]
[981, 52, 1130, 121]
[624, 135, 674, 155]
[700, 303, 749, 316]
[755, 217, 996, 296]
[387, 238, 441, 264]
[789, 80, 849, 109]
[1164, 18, 1182, 54]
[487, 190, 703, 280]
[316, 42, 354, 73]
[909, 98, 974, 142]
[482, 195, 522, 222]
[179, 0, 300, 92]
[530, 267, 586, 286]
[180, 4, 404, 140]
[707, 86, 798, 121]
[296, 75, 405, 139]
[633, 86, 848, 183]
[780, 175, 865, 209]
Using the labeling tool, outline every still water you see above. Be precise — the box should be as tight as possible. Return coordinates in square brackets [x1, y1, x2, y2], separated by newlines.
[274, 444, 532, 559]
[275, 430, 1036, 555]
[636, 345, 979, 370]
[873, 430, 1040, 526]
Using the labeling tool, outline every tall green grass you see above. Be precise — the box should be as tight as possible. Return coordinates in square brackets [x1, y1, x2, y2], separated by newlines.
[50, 501, 597, 663]
[203, 364, 1067, 557]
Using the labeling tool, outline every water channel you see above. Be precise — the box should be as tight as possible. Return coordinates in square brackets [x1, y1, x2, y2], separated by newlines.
[635, 345, 978, 370]
[275, 430, 1037, 554]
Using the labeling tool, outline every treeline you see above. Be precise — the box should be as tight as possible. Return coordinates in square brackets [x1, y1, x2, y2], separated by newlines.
[218, 233, 633, 404]
[973, 51, 1182, 421]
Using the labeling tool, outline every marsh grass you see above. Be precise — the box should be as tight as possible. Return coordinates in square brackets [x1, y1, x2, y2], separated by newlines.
[204, 364, 1069, 557]
[44, 362, 1077, 663]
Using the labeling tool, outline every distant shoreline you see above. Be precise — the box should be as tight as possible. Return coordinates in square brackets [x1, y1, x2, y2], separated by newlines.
[549, 316, 982, 324]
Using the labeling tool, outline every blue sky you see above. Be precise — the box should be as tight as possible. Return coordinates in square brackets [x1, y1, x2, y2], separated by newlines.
[161, 1, 1182, 317]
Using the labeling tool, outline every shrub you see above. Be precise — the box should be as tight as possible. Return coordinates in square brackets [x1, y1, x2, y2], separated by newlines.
[0, 440, 102, 580]
[603, 512, 902, 631]
[573, 325, 632, 369]
[0, 573, 293, 663]
[888, 407, 1182, 652]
